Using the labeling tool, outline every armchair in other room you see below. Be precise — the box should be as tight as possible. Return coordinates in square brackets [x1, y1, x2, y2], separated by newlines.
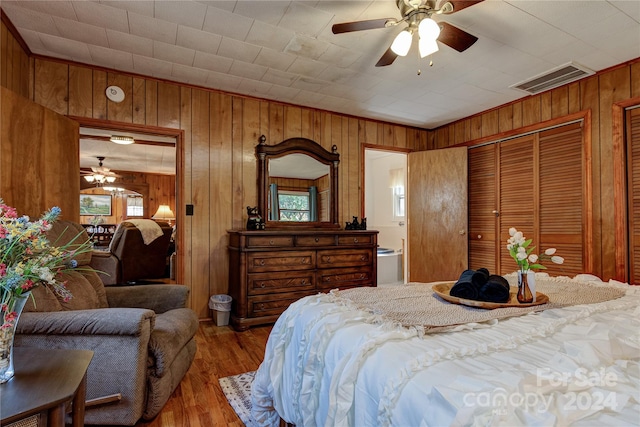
[15, 221, 198, 425]
[90, 220, 172, 285]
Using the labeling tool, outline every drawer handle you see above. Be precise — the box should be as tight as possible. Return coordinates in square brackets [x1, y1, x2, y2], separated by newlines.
[269, 240, 274, 245]
[301, 279, 306, 285]
[260, 260, 265, 266]
[315, 237, 319, 242]
[260, 303, 265, 309]
[260, 282, 265, 288]
[360, 256, 366, 261]
[353, 238, 359, 243]
[360, 273, 365, 279]
[325, 256, 331, 263]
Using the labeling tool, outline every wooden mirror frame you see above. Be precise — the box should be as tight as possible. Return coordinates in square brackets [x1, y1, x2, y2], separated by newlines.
[257, 135, 340, 229]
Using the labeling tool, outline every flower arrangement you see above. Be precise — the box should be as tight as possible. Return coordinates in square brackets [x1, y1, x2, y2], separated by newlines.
[506, 227, 564, 272]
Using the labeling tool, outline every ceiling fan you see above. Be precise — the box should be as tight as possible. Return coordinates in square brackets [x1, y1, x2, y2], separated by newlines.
[81, 156, 120, 184]
[332, 0, 483, 67]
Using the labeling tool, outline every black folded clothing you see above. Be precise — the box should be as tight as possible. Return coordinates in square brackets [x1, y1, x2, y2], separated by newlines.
[449, 269, 482, 300]
[478, 274, 511, 303]
[449, 269, 510, 303]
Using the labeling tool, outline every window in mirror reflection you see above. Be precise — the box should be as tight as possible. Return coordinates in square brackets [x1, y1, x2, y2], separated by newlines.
[269, 184, 320, 222]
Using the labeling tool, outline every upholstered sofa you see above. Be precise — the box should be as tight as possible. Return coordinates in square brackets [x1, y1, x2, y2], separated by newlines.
[90, 219, 173, 285]
[15, 221, 198, 425]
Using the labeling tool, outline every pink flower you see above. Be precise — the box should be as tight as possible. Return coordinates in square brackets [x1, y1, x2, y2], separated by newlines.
[21, 279, 34, 291]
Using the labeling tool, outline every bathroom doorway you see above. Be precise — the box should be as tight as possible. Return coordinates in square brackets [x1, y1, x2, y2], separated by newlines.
[364, 146, 408, 285]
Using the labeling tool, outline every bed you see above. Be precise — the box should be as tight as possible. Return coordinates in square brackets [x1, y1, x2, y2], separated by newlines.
[251, 273, 640, 426]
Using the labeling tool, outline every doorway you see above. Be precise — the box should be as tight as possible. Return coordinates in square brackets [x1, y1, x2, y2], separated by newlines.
[364, 147, 408, 285]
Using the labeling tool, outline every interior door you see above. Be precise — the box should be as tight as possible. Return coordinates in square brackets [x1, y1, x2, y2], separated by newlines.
[407, 147, 468, 282]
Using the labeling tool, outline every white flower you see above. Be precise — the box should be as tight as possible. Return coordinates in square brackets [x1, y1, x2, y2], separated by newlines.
[551, 256, 564, 264]
[509, 227, 517, 237]
[544, 248, 556, 255]
[528, 254, 538, 263]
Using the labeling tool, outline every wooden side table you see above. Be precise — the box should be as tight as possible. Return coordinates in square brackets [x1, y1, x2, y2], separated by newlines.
[0, 347, 93, 427]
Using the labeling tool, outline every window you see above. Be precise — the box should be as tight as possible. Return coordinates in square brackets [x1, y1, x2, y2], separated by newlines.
[127, 196, 144, 217]
[278, 191, 310, 221]
[393, 186, 405, 219]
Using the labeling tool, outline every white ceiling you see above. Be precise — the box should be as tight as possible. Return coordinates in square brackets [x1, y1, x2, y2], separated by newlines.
[2, 0, 639, 131]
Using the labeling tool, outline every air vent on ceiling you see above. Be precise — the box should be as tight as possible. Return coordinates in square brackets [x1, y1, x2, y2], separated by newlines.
[510, 62, 595, 95]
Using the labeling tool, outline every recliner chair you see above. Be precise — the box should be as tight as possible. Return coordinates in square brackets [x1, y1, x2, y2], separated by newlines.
[16, 220, 198, 425]
[90, 220, 172, 285]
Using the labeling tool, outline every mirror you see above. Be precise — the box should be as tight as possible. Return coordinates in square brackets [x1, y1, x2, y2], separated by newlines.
[257, 136, 340, 228]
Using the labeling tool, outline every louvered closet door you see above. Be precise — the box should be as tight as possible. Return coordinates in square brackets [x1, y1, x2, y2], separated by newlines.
[628, 108, 640, 285]
[539, 123, 584, 276]
[468, 144, 498, 271]
[497, 136, 536, 274]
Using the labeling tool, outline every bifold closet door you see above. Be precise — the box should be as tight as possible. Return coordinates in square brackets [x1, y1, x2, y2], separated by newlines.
[627, 108, 640, 285]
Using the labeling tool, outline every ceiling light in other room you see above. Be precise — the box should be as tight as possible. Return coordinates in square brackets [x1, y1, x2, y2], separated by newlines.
[152, 205, 175, 225]
[419, 38, 439, 58]
[84, 174, 116, 184]
[110, 135, 135, 145]
[391, 29, 413, 56]
[418, 18, 440, 40]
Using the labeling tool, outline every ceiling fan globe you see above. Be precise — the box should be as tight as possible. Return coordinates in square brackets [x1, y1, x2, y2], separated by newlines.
[418, 17, 440, 40]
[391, 29, 413, 56]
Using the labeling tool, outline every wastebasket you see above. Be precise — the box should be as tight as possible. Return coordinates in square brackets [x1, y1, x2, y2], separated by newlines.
[209, 294, 232, 326]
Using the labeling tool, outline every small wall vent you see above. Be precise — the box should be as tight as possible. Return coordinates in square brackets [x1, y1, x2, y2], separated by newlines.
[510, 62, 595, 95]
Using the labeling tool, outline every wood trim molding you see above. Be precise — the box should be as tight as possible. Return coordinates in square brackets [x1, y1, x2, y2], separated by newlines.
[360, 143, 413, 219]
[70, 116, 186, 285]
[612, 96, 640, 282]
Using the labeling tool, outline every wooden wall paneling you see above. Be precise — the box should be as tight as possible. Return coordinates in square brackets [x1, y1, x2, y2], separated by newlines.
[301, 108, 314, 140]
[581, 75, 602, 277]
[521, 96, 541, 127]
[68, 65, 93, 117]
[1, 22, 7, 88]
[599, 67, 631, 279]
[132, 77, 146, 125]
[231, 96, 245, 230]
[145, 80, 158, 126]
[340, 116, 350, 219]
[211, 92, 233, 310]
[330, 114, 344, 222]
[540, 91, 552, 121]
[10, 36, 22, 95]
[362, 120, 377, 145]
[284, 105, 301, 139]
[551, 86, 569, 118]
[157, 82, 181, 129]
[190, 88, 211, 318]
[348, 117, 359, 219]
[107, 71, 134, 123]
[568, 82, 581, 114]
[34, 59, 68, 115]
[268, 103, 284, 143]
[92, 70, 107, 119]
[243, 98, 260, 218]
[469, 115, 482, 141]
[498, 105, 513, 133]
[312, 109, 322, 142]
[482, 110, 499, 138]
[512, 102, 523, 129]
[383, 123, 393, 147]
[179, 86, 193, 306]
[633, 62, 640, 98]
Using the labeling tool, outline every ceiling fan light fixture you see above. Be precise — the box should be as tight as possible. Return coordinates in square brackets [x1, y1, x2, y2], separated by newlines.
[391, 29, 413, 56]
[418, 18, 441, 40]
[110, 135, 135, 145]
[419, 37, 439, 58]
[106, 176, 116, 183]
[84, 175, 95, 183]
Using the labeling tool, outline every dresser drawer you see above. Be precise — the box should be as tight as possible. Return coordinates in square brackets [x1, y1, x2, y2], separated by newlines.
[248, 291, 312, 318]
[246, 235, 294, 248]
[248, 272, 315, 295]
[337, 234, 373, 246]
[295, 235, 336, 247]
[317, 249, 372, 268]
[317, 267, 373, 291]
[248, 251, 315, 273]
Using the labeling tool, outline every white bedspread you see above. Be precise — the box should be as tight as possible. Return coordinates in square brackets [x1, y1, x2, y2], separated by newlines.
[251, 275, 640, 426]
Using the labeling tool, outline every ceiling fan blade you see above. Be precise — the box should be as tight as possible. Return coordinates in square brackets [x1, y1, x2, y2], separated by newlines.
[437, 21, 478, 52]
[332, 18, 393, 34]
[375, 47, 398, 67]
[444, 0, 484, 13]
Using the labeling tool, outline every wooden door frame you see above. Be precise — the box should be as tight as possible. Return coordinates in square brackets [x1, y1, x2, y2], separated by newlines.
[69, 116, 185, 285]
[612, 96, 640, 282]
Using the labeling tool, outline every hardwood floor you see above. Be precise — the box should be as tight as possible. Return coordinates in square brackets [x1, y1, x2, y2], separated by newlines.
[137, 321, 272, 427]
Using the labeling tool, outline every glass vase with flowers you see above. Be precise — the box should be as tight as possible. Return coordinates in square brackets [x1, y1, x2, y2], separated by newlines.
[506, 227, 564, 303]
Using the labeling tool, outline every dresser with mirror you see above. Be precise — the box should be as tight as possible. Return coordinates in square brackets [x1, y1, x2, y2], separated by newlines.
[228, 136, 378, 331]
